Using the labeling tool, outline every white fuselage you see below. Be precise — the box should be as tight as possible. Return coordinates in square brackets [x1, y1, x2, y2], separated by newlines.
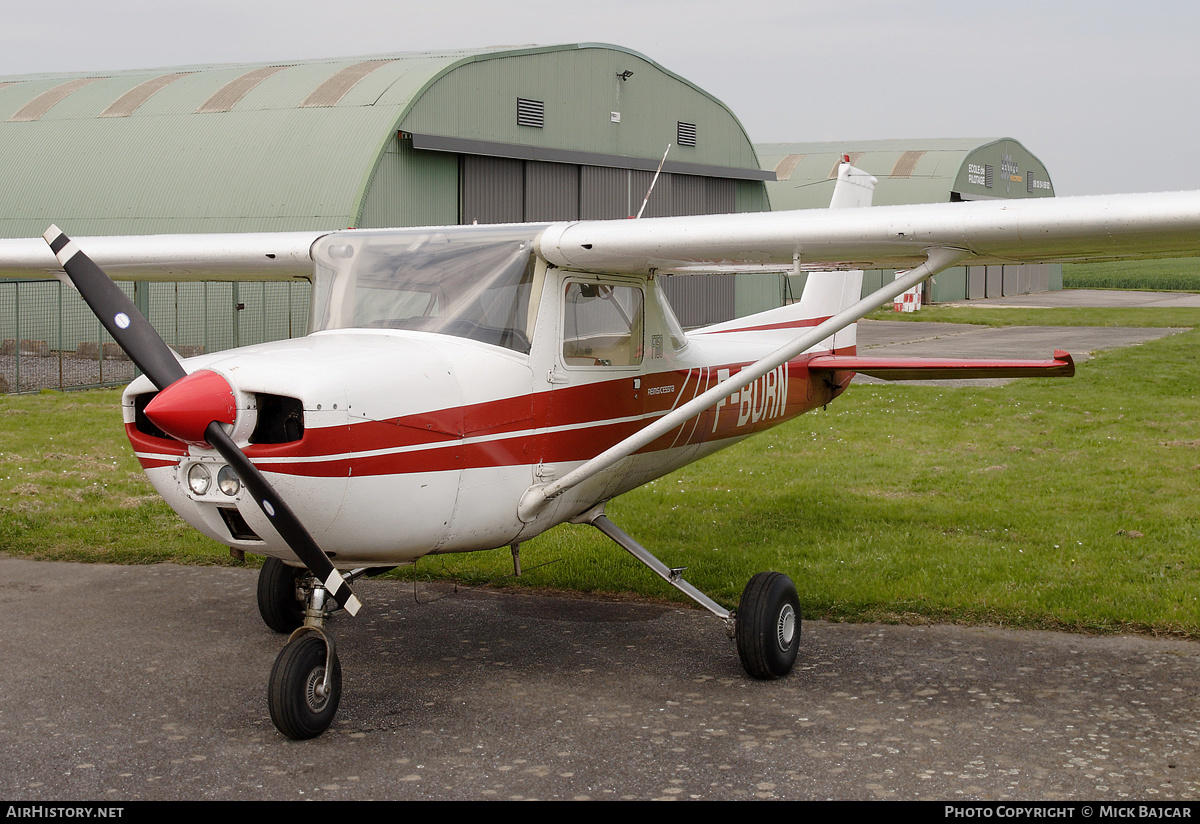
[124, 255, 846, 568]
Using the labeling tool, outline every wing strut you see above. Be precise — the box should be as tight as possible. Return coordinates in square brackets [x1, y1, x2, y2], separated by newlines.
[517, 246, 970, 521]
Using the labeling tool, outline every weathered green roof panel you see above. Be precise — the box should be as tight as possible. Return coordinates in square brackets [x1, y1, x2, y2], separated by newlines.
[0, 55, 458, 237]
[0, 45, 764, 240]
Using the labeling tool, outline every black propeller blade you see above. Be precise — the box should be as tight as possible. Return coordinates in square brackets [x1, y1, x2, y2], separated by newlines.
[43, 225, 186, 390]
[43, 225, 360, 616]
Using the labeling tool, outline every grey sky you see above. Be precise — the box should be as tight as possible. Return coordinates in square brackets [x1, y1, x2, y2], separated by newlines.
[2, 0, 1195, 197]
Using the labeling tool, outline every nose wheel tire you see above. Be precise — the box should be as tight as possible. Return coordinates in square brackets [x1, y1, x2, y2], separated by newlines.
[268, 633, 342, 740]
[257, 557, 305, 634]
[735, 571, 801, 680]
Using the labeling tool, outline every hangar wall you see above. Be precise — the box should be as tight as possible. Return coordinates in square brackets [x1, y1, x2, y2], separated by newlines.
[347, 45, 771, 231]
[0, 44, 770, 239]
[757, 138, 1061, 305]
[0, 44, 771, 389]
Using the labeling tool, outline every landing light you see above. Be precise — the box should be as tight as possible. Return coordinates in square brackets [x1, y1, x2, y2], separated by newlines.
[187, 463, 212, 496]
[218, 466, 241, 497]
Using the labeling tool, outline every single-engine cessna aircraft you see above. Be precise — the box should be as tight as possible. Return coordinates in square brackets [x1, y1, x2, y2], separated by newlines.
[4, 167, 1200, 739]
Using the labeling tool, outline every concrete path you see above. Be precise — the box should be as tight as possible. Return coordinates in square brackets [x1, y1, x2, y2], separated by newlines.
[1, 558, 1196, 801]
[855, 290, 1196, 385]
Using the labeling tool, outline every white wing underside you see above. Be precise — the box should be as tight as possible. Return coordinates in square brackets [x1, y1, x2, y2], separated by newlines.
[2, 190, 1200, 280]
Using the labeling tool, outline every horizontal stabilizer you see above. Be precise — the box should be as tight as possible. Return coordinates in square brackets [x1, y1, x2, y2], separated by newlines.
[807, 350, 1075, 380]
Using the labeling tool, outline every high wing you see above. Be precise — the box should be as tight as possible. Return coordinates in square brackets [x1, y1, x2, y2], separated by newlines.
[516, 190, 1200, 514]
[535, 191, 1200, 274]
[2, 191, 1199, 280]
[0, 231, 320, 280]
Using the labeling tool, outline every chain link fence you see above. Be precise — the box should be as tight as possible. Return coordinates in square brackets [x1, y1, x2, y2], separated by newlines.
[1, 279, 310, 393]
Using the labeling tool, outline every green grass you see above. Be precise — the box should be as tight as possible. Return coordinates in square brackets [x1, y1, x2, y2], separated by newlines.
[4, 308, 1200, 636]
[1064, 257, 1200, 291]
[404, 327, 1200, 635]
[0, 390, 238, 564]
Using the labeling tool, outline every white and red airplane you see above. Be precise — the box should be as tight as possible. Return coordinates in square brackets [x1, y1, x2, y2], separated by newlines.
[4, 168, 1200, 739]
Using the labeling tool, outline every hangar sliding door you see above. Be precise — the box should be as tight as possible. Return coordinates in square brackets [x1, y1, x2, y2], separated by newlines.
[463, 158, 740, 224]
[580, 166, 629, 219]
[660, 273, 737, 329]
[462, 157, 582, 223]
[524, 161, 579, 222]
[460, 155, 524, 224]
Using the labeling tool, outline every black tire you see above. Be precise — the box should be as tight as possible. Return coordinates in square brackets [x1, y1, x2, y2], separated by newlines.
[257, 557, 305, 633]
[268, 634, 342, 740]
[735, 571, 801, 680]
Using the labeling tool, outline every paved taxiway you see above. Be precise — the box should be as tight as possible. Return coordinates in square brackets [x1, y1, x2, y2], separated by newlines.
[857, 289, 1195, 386]
[1, 558, 1198, 801]
[3, 290, 1197, 800]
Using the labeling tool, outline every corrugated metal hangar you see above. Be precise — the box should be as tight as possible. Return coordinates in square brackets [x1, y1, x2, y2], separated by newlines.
[758, 137, 1055, 208]
[0, 44, 1065, 391]
[757, 138, 1060, 302]
[0, 43, 778, 378]
[0, 44, 770, 238]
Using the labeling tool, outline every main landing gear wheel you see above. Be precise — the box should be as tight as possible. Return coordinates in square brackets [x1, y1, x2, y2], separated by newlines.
[581, 514, 801, 681]
[268, 632, 342, 740]
[257, 557, 305, 633]
[736, 571, 801, 680]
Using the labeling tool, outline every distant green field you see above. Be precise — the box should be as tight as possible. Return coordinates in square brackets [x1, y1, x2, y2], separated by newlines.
[867, 305, 1200, 328]
[4, 304, 1200, 637]
[1063, 257, 1200, 291]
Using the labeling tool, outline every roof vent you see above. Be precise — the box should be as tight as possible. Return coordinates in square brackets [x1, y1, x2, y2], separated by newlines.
[677, 121, 697, 147]
[890, 150, 926, 179]
[301, 60, 395, 108]
[100, 72, 193, 118]
[517, 98, 544, 128]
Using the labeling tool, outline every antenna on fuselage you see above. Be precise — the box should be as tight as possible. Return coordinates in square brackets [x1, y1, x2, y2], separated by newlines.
[634, 143, 671, 219]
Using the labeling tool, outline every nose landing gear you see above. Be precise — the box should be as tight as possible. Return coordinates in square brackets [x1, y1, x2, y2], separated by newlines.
[256, 556, 306, 634]
[259, 562, 361, 739]
[268, 629, 342, 740]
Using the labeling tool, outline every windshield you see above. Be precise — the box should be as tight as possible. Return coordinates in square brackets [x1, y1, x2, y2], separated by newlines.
[310, 225, 546, 354]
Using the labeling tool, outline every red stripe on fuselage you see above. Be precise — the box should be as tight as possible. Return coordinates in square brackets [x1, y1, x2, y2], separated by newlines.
[124, 353, 849, 478]
[691, 315, 832, 335]
[126, 423, 187, 471]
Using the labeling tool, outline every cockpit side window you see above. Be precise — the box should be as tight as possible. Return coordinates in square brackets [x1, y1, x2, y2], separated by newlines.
[562, 282, 644, 367]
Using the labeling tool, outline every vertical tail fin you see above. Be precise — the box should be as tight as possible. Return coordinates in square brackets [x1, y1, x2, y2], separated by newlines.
[691, 159, 876, 352]
[802, 157, 878, 350]
[828, 156, 879, 209]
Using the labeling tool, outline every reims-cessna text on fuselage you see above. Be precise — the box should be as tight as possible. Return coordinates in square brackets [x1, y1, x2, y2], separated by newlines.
[7, 169, 1200, 739]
